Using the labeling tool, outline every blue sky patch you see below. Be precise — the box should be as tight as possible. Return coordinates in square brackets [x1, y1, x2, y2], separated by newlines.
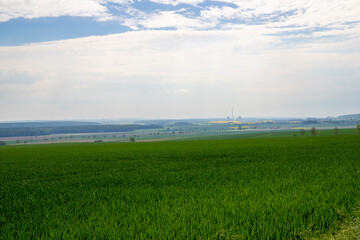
[0, 16, 130, 46]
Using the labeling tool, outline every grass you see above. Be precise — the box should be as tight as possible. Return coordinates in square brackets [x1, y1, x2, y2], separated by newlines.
[307, 205, 360, 240]
[0, 133, 360, 239]
[2, 127, 356, 145]
[168, 128, 357, 141]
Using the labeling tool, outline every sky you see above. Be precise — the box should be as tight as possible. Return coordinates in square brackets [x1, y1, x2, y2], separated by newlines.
[0, 0, 360, 121]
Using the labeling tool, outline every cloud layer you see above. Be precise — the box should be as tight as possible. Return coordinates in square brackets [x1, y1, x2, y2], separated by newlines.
[2, 1, 360, 47]
[0, 0, 107, 22]
[2, 0, 360, 31]
[2, 1, 359, 48]
[0, 29, 359, 120]
[0, 1, 359, 120]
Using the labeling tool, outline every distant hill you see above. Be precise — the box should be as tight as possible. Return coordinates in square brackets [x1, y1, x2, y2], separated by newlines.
[171, 122, 194, 127]
[338, 114, 360, 120]
[0, 121, 100, 129]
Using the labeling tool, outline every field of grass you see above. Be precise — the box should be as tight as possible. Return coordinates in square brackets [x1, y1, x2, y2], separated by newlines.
[2, 126, 355, 145]
[169, 128, 357, 141]
[1, 133, 360, 239]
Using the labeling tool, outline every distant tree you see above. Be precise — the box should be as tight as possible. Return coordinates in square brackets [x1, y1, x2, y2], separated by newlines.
[310, 127, 317, 136]
[0, 141, 6, 146]
[333, 127, 339, 135]
[356, 124, 360, 134]
[129, 136, 135, 142]
[16, 139, 20, 143]
[300, 129, 306, 136]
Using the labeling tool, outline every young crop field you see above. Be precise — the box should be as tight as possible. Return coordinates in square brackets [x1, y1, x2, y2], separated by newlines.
[0, 134, 360, 239]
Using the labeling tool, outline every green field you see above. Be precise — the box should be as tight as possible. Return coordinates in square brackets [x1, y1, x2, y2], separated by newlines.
[1, 133, 360, 239]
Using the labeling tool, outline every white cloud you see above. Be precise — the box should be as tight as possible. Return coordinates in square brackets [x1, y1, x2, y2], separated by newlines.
[123, 10, 211, 29]
[1, 0, 359, 39]
[0, 0, 204, 23]
[120, 1, 360, 39]
[210, 0, 360, 28]
[200, 6, 238, 21]
[0, 0, 113, 22]
[101, 0, 133, 4]
[149, 0, 203, 6]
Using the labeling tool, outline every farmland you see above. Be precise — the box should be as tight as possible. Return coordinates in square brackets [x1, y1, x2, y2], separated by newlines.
[1, 133, 360, 239]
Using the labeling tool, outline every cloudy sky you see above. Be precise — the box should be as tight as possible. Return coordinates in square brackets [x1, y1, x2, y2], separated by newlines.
[0, 0, 359, 121]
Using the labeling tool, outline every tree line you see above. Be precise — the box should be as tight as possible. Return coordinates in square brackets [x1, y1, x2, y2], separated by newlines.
[0, 124, 162, 138]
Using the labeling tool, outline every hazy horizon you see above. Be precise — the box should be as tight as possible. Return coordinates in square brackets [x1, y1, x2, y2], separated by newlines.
[2, 112, 360, 123]
[1, 1, 359, 121]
